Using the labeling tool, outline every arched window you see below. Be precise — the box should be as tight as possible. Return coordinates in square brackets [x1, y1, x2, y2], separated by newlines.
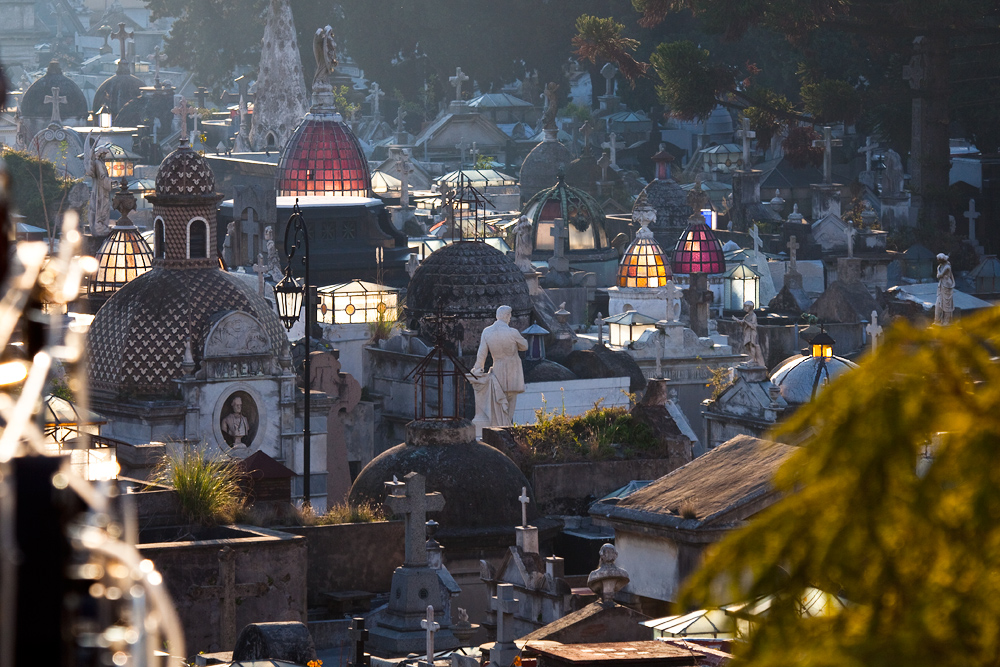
[188, 219, 208, 259]
[153, 218, 165, 259]
[266, 132, 276, 148]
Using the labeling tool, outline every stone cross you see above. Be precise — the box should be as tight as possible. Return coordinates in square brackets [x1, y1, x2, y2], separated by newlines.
[44, 87, 67, 124]
[858, 136, 877, 172]
[110, 22, 133, 62]
[600, 62, 618, 97]
[348, 617, 370, 667]
[866, 309, 883, 353]
[787, 236, 799, 273]
[187, 547, 269, 650]
[148, 46, 167, 85]
[811, 126, 843, 185]
[750, 223, 762, 259]
[737, 117, 756, 168]
[847, 222, 855, 258]
[597, 151, 610, 181]
[492, 583, 520, 645]
[455, 139, 468, 166]
[395, 106, 407, 134]
[601, 132, 618, 167]
[172, 96, 194, 143]
[367, 82, 384, 118]
[469, 142, 480, 163]
[594, 312, 604, 345]
[580, 119, 594, 150]
[385, 472, 445, 567]
[420, 605, 439, 665]
[449, 67, 469, 100]
[518, 487, 530, 528]
[903, 45, 925, 91]
[965, 198, 981, 243]
[196, 86, 209, 110]
[253, 253, 266, 297]
[395, 148, 414, 208]
[548, 218, 570, 273]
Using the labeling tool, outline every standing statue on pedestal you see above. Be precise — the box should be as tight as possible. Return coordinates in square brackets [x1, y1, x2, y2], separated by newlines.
[85, 139, 113, 236]
[935, 253, 955, 325]
[541, 82, 559, 130]
[736, 300, 766, 367]
[312, 25, 337, 90]
[470, 306, 528, 429]
[512, 214, 533, 273]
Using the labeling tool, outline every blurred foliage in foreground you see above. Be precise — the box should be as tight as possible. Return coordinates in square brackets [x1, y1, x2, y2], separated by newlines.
[682, 306, 1000, 666]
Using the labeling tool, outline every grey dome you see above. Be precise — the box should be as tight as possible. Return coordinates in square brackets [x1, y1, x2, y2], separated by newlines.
[519, 139, 573, 204]
[769, 354, 858, 405]
[20, 61, 87, 120]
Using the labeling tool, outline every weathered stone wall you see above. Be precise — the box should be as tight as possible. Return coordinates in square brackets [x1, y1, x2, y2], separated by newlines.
[139, 526, 307, 655]
[279, 521, 404, 607]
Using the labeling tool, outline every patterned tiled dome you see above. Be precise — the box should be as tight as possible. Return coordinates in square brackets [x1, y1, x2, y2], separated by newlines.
[154, 144, 217, 198]
[87, 266, 289, 398]
[405, 241, 531, 351]
[275, 109, 371, 197]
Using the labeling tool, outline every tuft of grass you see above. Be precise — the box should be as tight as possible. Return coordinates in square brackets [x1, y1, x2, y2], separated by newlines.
[153, 448, 245, 525]
[298, 501, 386, 525]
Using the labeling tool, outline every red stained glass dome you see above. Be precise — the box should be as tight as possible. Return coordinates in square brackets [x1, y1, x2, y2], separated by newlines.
[276, 112, 372, 197]
[671, 219, 726, 275]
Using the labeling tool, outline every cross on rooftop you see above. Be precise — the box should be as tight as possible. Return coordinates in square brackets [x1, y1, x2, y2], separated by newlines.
[737, 117, 756, 168]
[449, 67, 469, 100]
[858, 136, 878, 172]
[385, 472, 444, 567]
[549, 218, 570, 273]
[420, 605, 439, 666]
[750, 223, 762, 259]
[866, 310, 883, 353]
[110, 22, 133, 62]
[172, 96, 194, 143]
[965, 198, 981, 243]
[45, 87, 67, 124]
[787, 236, 799, 274]
[812, 126, 843, 185]
[196, 86, 209, 110]
[518, 486, 530, 528]
[470, 142, 480, 161]
[148, 46, 167, 85]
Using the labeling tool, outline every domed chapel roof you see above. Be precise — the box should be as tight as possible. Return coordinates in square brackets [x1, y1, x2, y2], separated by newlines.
[21, 61, 88, 120]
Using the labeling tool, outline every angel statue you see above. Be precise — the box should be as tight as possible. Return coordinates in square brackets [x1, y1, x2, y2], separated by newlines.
[542, 81, 559, 130]
[312, 25, 338, 89]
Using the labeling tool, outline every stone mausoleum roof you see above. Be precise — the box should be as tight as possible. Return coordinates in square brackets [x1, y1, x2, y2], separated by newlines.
[20, 61, 88, 120]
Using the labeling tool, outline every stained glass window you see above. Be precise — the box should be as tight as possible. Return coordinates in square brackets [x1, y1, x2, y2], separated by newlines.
[89, 229, 153, 296]
[671, 220, 726, 275]
[618, 236, 670, 288]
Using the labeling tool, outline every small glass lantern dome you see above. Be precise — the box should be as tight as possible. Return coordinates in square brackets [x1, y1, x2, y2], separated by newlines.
[101, 143, 138, 178]
[723, 262, 761, 311]
[618, 206, 670, 288]
[522, 323, 550, 361]
[88, 179, 152, 298]
[605, 310, 658, 348]
[671, 216, 726, 275]
[809, 330, 836, 359]
[316, 279, 399, 325]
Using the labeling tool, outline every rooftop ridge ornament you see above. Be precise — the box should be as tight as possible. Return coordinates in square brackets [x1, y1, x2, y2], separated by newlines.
[148, 45, 167, 87]
[449, 66, 469, 101]
[171, 96, 194, 144]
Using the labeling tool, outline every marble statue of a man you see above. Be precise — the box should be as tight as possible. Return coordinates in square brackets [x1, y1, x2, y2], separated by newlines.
[471, 305, 528, 427]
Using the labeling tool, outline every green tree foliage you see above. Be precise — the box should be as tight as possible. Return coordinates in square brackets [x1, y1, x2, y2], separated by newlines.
[650, 41, 734, 120]
[572, 15, 648, 83]
[146, 0, 266, 93]
[1, 148, 77, 236]
[681, 307, 1000, 666]
[800, 80, 862, 125]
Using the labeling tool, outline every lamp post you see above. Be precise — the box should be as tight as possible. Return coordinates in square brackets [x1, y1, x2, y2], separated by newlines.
[273, 200, 313, 505]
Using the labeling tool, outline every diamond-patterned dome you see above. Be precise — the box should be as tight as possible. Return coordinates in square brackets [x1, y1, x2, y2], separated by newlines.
[154, 144, 216, 197]
[87, 266, 288, 398]
[276, 110, 371, 197]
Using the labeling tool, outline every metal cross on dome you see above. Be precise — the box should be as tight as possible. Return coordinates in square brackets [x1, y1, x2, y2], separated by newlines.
[172, 96, 194, 143]
[110, 22, 133, 62]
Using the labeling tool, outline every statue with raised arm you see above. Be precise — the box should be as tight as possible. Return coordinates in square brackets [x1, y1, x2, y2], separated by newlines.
[85, 138, 113, 236]
[471, 306, 528, 426]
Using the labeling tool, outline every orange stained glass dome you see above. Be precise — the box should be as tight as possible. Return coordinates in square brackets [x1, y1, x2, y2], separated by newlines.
[618, 235, 670, 288]
[276, 113, 372, 197]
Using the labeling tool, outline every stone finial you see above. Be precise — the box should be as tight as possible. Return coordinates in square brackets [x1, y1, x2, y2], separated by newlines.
[587, 543, 629, 606]
[112, 177, 136, 225]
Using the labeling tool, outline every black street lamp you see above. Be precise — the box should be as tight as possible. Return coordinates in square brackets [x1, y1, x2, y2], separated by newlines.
[273, 200, 313, 505]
